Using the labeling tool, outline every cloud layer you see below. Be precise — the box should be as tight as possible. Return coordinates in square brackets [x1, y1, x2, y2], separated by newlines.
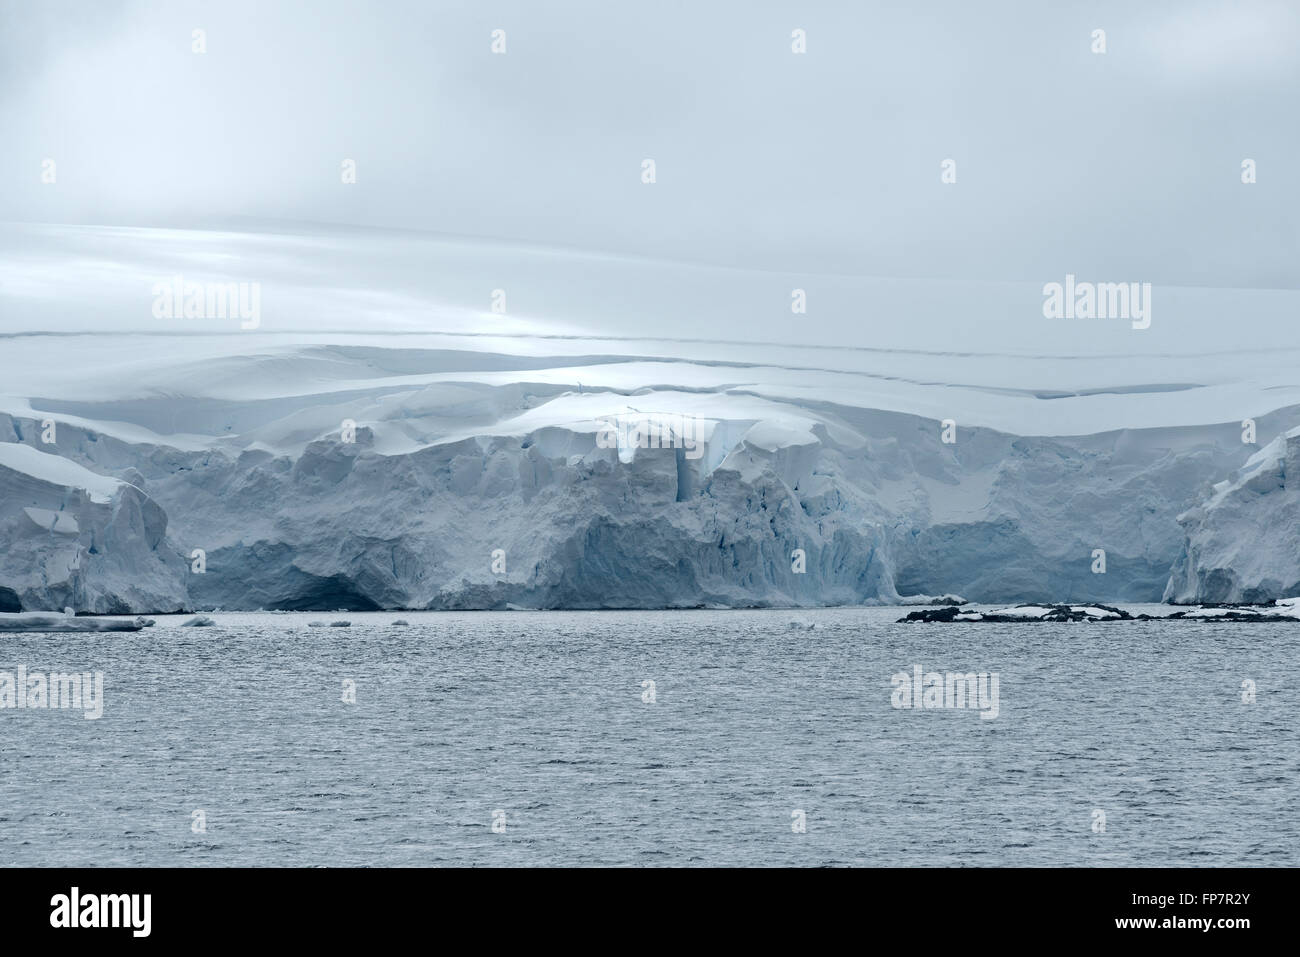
[2, 0, 1297, 287]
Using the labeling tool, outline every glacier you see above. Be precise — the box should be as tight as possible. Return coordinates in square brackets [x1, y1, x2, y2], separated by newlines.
[1, 223, 1298, 613]
[1164, 426, 1300, 603]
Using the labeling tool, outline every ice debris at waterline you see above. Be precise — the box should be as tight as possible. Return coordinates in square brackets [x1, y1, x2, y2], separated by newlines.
[900, 598, 1300, 623]
[0, 612, 144, 632]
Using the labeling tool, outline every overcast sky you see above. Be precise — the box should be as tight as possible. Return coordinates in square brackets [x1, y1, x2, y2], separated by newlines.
[2, 0, 1297, 287]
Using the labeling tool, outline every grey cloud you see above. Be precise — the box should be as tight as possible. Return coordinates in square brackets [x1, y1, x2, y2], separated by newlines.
[1, 0, 1295, 287]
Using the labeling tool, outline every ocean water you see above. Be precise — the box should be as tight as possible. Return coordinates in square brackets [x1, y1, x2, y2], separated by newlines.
[0, 607, 1293, 867]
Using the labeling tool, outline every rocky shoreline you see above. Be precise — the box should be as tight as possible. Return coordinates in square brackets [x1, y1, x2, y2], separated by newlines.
[899, 599, 1300, 623]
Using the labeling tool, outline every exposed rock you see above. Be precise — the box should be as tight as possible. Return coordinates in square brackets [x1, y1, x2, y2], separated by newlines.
[902, 599, 1300, 623]
[901, 603, 1133, 623]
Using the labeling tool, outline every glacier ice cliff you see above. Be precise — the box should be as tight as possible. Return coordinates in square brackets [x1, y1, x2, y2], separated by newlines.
[0, 393, 1283, 612]
[3, 225, 1299, 612]
[1164, 427, 1300, 603]
[0, 438, 187, 614]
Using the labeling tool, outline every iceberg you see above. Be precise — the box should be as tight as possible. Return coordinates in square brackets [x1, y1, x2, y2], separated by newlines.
[0, 611, 144, 632]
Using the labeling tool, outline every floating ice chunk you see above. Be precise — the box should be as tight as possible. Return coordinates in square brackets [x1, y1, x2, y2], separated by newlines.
[0, 612, 143, 632]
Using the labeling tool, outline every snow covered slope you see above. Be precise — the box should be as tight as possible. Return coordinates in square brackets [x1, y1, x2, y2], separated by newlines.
[1, 223, 1296, 611]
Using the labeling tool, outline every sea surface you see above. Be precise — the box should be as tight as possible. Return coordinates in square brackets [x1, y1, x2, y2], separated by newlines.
[0, 607, 1294, 866]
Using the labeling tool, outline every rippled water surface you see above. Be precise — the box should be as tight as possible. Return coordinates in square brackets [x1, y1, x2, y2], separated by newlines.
[0, 608, 1294, 866]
